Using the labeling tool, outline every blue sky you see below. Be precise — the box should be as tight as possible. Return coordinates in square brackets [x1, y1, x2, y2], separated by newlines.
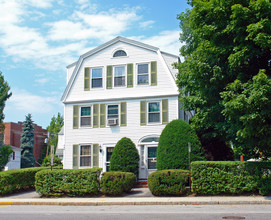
[0, 0, 189, 129]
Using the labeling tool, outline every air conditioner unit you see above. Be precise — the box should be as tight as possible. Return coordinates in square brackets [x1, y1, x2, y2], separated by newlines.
[107, 118, 118, 126]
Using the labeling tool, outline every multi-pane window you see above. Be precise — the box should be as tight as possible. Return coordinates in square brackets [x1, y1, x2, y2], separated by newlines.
[137, 64, 149, 85]
[148, 102, 160, 123]
[113, 50, 127, 57]
[91, 68, 102, 88]
[107, 105, 119, 119]
[114, 66, 125, 87]
[80, 145, 91, 167]
[80, 107, 91, 127]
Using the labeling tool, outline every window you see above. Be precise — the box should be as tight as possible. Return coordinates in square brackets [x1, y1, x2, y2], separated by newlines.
[114, 66, 125, 87]
[137, 64, 149, 85]
[113, 50, 127, 57]
[148, 102, 160, 123]
[80, 145, 91, 167]
[107, 105, 119, 119]
[91, 68, 102, 88]
[80, 106, 91, 127]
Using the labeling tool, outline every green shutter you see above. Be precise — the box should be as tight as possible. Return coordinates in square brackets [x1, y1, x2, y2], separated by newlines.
[93, 144, 99, 168]
[93, 104, 99, 128]
[106, 66, 112, 89]
[120, 102, 127, 126]
[151, 61, 157, 86]
[73, 105, 79, 129]
[84, 68, 90, 91]
[162, 99, 169, 124]
[73, 144, 79, 169]
[140, 101, 147, 125]
[127, 63, 133, 87]
[100, 104, 106, 127]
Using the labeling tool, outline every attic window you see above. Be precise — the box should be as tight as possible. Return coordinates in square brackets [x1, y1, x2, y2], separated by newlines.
[113, 50, 127, 57]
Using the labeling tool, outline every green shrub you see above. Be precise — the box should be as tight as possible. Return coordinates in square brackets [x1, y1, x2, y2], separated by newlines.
[35, 168, 101, 197]
[110, 137, 139, 176]
[41, 154, 62, 167]
[0, 167, 45, 196]
[148, 169, 189, 196]
[157, 119, 205, 170]
[100, 172, 136, 196]
[191, 161, 271, 195]
[0, 145, 13, 171]
[259, 175, 271, 196]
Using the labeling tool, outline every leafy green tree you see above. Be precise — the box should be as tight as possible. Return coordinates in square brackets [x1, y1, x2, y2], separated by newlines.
[20, 114, 35, 168]
[46, 113, 64, 153]
[221, 71, 271, 159]
[110, 137, 139, 176]
[0, 71, 12, 133]
[157, 119, 205, 170]
[177, 0, 271, 158]
[41, 154, 62, 167]
[0, 145, 13, 171]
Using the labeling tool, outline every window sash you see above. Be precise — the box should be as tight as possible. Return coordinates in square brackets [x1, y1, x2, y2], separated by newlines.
[114, 66, 125, 87]
[107, 105, 119, 119]
[137, 64, 149, 85]
[91, 68, 103, 88]
[148, 102, 160, 123]
[80, 107, 91, 127]
[80, 145, 91, 167]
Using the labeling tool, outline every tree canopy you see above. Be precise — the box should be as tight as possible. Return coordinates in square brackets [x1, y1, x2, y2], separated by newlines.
[0, 145, 13, 171]
[20, 114, 35, 168]
[177, 0, 271, 159]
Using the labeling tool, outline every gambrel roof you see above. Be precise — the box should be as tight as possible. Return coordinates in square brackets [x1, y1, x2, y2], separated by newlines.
[61, 36, 180, 102]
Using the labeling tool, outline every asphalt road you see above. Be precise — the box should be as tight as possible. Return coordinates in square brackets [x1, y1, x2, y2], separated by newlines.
[0, 205, 271, 220]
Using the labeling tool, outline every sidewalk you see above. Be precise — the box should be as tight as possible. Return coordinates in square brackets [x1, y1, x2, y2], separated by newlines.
[0, 188, 271, 206]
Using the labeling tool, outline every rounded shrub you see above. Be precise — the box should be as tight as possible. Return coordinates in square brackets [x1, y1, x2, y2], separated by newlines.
[110, 137, 139, 176]
[100, 172, 136, 196]
[148, 169, 189, 196]
[157, 119, 205, 170]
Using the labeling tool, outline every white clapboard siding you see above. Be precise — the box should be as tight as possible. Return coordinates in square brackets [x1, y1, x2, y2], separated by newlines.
[63, 96, 179, 169]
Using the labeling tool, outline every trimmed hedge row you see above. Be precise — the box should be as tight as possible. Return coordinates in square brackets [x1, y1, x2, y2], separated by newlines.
[191, 161, 271, 195]
[100, 171, 136, 196]
[35, 168, 101, 197]
[0, 167, 46, 196]
[148, 169, 189, 196]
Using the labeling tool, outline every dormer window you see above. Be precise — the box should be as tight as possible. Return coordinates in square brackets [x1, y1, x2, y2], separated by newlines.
[113, 50, 127, 57]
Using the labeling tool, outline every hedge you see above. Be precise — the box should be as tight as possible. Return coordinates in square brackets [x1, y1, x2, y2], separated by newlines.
[191, 161, 271, 195]
[0, 167, 45, 196]
[35, 168, 101, 197]
[100, 172, 136, 196]
[148, 169, 189, 196]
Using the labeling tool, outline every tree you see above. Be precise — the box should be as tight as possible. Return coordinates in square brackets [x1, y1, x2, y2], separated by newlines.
[0, 145, 13, 171]
[20, 114, 35, 168]
[177, 0, 271, 158]
[0, 71, 12, 133]
[221, 71, 271, 159]
[110, 137, 139, 176]
[46, 113, 64, 153]
[157, 119, 205, 170]
[41, 154, 62, 167]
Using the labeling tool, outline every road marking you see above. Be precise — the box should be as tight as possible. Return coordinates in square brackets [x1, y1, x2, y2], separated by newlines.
[0, 202, 13, 205]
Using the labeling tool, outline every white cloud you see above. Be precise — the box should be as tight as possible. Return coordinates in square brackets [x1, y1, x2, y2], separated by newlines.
[139, 20, 155, 29]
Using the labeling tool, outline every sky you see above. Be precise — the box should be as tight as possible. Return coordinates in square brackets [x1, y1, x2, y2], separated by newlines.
[0, 0, 189, 129]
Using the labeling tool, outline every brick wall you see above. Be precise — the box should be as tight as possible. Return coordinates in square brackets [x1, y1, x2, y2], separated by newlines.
[2, 122, 47, 165]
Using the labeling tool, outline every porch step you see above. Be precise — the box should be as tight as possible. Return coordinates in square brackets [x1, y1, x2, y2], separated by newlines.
[135, 181, 148, 188]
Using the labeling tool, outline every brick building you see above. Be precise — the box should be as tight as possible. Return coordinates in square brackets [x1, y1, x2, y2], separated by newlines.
[1, 122, 47, 166]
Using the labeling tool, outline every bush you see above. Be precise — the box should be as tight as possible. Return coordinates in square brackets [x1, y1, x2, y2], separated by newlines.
[191, 161, 271, 195]
[41, 154, 62, 167]
[35, 168, 101, 197]
[148, 169, 189, 196]
[110, 137, 139, 176]
[0, 167, 45, 196]
[157, 119, 205, 170]
[0, 145, 13, 171]
[258, 175, 271, 196]
[100, 172, 136, 196]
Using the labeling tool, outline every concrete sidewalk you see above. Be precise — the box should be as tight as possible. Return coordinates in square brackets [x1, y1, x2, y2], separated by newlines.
[0, 188, 271, 206]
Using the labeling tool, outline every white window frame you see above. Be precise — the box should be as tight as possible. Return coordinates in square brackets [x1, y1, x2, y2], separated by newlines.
[91, 67, 103, 89]
[106, 104, 119, 126]
[105, 146, 114, 172]
[147, 101, 161, 124]
[79, 144, 92, 168]
[113, 65, 126, 87]
[80, 106, 92, 128]
[137, 63, 150, 85]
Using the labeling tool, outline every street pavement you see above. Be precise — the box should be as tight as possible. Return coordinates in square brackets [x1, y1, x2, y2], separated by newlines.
[0, 188, 271, 206]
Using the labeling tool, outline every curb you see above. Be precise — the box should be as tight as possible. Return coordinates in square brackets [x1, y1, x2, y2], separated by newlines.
[1, 200, 271, 206]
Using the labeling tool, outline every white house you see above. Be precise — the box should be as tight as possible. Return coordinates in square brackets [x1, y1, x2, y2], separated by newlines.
[4, 146, 22, 171]
[60, 36, 190, 179]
